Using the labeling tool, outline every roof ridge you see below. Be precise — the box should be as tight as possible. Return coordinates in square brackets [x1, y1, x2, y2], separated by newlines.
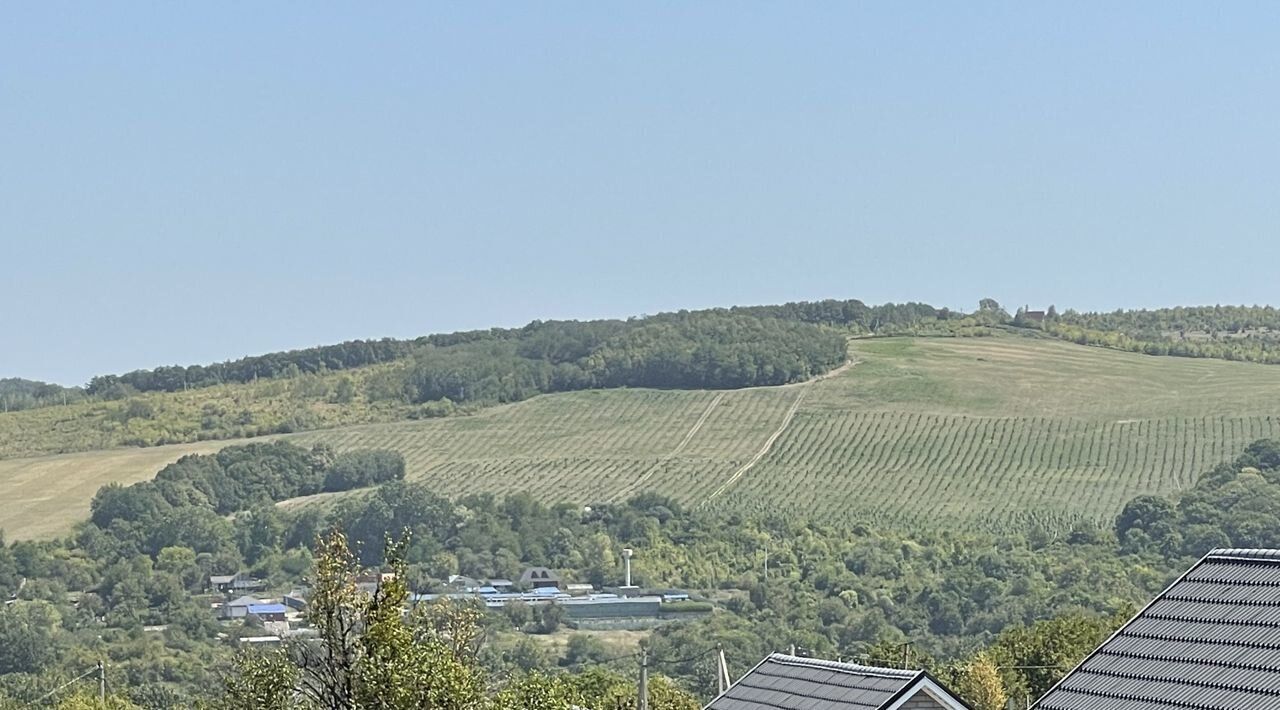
[1206, 548, 1280, 561]
[766, 653, 920, 679]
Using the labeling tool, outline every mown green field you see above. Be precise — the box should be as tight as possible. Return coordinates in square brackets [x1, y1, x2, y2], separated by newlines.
[4, 334, 1280, 539]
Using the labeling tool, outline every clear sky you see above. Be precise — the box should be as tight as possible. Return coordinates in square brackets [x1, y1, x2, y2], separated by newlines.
[3, 3, 1278, 385]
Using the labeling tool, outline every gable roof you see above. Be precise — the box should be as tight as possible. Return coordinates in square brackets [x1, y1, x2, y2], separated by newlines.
[706, 653, 970, 710]
[519, 567, 561, 583]
[246, 604, 288, 615]
[1035, 548, 1280, 710]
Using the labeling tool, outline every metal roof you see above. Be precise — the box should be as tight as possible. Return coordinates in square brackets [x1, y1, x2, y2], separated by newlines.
[706, 653, 968, 710]
[1036, 548, 1280, 710]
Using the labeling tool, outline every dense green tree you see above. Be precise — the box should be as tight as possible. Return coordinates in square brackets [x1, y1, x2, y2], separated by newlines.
[950, 653, 1006, 710]
[0, 601, 61, 675]
[212, 651, 293, 710]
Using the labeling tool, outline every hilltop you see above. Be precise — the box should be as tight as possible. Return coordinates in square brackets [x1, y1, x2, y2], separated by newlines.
[5, 332, 1280, 539]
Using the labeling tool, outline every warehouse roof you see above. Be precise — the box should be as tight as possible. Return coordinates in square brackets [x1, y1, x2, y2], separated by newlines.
[1036, 548, 1280, 710]
[705, 653, 970, 710]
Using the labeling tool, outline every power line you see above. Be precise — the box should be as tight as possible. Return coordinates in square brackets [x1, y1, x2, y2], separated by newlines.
[648, 648, 715, 666]
[555, 649, 641, 672]
[24, 665, 102, 708]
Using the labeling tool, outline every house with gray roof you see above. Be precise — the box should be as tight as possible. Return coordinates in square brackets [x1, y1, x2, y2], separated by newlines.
[220, 595, 264, 620]
[1036, 548, 1280, 710]
[706, 653, 970, 710]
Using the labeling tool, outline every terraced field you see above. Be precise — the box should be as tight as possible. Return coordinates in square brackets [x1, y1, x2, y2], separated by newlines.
[287, 387, 798, 506]
[723, 337, 1280, 532]
[5, 334, 1280, 539]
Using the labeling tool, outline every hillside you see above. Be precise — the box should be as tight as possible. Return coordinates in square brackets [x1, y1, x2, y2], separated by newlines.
[4, 333, 1280, 540]
[0, 363, 413, 459]
[0, 309, 854, 459]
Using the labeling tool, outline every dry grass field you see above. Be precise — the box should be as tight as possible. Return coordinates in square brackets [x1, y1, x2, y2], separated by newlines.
[0, 440, 229, 539]
[4, 334, 1280, 539]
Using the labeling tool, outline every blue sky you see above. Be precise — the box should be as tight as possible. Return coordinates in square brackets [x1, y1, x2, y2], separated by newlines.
[3, 3, 1278, 385]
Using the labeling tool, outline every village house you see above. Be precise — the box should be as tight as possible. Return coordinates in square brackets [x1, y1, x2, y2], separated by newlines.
[519, 566, 562, 590]
[707, 653, 970, 710]
[246, 603, 288, 623]
[220, 595, 262, 620]
[209, 572, 264, 594]
[1035, 548, 1280, 709]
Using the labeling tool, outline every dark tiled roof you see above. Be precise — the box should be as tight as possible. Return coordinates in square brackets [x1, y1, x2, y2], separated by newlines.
[1036, 548, 1280, 710]
[519, 567, 561, 583]
[706, 654, 926, 710]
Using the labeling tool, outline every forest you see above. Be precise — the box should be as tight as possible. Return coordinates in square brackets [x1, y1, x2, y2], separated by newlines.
[78, 299, 956, 399]
[1041, 305, 1280, 365]
[16, 298, 1280, 463]
[0, 379, 86, 413]
[4, 438, 1280, 708]
[19, 300, 1280, 413]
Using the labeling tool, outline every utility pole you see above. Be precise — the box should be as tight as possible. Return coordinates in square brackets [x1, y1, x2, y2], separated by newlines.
[97, 660, 105, 701]
[899, 642, 913, 670]
[637, 645, 649, 710]
[716, 645, 731, 696]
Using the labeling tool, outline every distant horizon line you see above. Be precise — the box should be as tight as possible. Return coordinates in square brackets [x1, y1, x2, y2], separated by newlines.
[10, 297, 1280, 387]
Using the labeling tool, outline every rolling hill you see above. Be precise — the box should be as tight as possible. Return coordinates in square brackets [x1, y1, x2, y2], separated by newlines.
[3, 334, 1280, 540]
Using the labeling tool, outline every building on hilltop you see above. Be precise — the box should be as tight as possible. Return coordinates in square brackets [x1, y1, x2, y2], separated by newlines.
[706, 653, 970, 710]
[1035, 548, 1280, 709]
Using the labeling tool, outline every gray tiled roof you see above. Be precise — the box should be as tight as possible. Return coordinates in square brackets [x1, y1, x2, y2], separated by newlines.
[1036, 549, 1280, 710]
[706, 654, 924, 710]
